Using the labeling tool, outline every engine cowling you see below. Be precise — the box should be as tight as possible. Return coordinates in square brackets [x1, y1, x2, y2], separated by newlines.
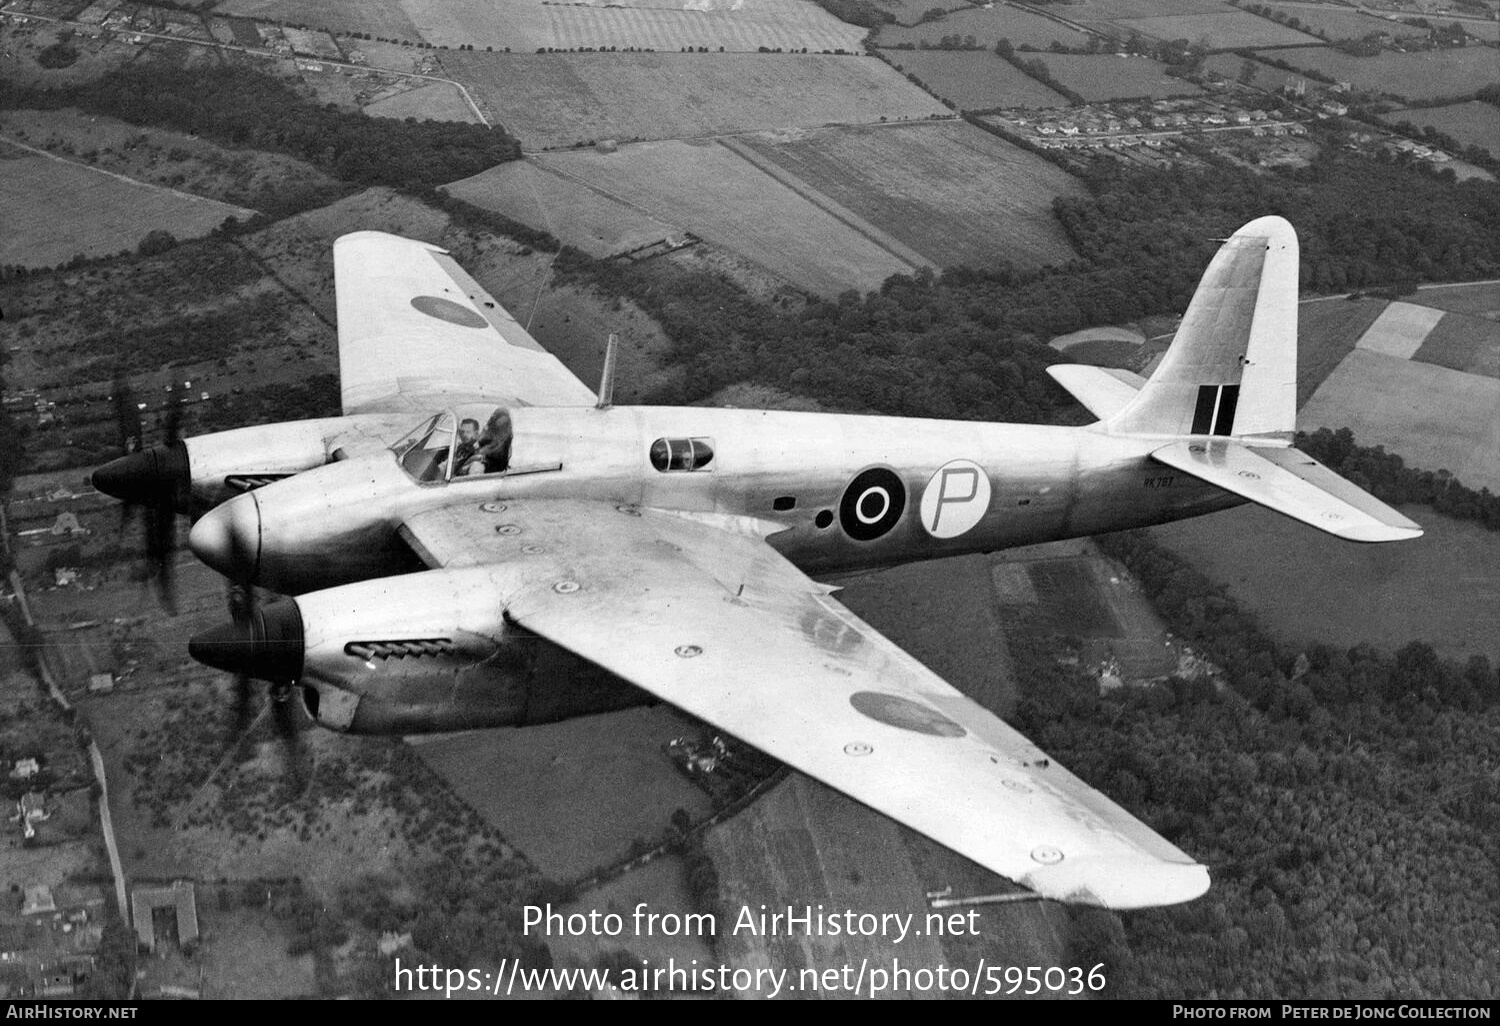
[92, 413, 415, 514]
[189, 569, 648, 734]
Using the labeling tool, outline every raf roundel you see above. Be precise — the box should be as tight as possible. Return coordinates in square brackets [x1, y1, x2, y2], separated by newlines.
[410, 294, 489, 329]
[839, 467, 906, 541]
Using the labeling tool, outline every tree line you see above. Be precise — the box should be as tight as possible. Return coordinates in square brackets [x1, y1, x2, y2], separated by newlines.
[1298, 427, 1500, 530]
[0, 63, 521, 193]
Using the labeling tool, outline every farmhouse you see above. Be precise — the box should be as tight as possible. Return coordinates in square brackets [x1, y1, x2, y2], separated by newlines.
[15, 796, 46, 839]
[20, 887, 55, 918]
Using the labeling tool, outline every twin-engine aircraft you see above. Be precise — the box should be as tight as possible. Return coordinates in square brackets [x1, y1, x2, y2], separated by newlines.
[92, 216, 1419, 910]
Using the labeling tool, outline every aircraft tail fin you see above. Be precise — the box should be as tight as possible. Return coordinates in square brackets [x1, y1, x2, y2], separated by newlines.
[1076, 216, 1421, 542]
[1106, 215, 1298, 443]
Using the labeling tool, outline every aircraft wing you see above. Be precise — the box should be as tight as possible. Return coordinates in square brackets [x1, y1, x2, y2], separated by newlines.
[399, 500, 1211, 909]
[333, 231, 598, 415]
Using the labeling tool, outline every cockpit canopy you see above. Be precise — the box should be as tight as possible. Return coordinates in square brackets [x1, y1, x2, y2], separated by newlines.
[392, 405, 512, 483]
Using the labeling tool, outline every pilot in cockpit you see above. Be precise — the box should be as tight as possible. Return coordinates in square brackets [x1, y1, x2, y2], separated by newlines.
[454, 417, 481, 469]
[461, 408, 513, 475]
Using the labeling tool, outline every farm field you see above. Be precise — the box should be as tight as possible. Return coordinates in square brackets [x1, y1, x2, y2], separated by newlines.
[1412, 310, 1500, 379]
[1407, 280, 1500, 318]
[195, 904, 318, 999]
[1052, 0, 1236, 18]
[1354, 300, 1444, 359]
[1258, 2, 1431, 41]
[1298, 349, 1500, 492]
[875, 6, 1090, 49]
[988, 538, 1180, 680]
[441, 51, 947, 149]
[1453, 17, 1500, 42]
[444, 159, 678, 258]
[534, 139, 922, 295]
[732, 121, 1086, 269]
[0, 141, 253, 269]
[548, 856, 716, 971]
[214, 0, 423, 40]
[409, 706, 712, 880]
[1057, 336, 1148, 368]
[404, 0, 865, 53]
[1038, 53, 1205, 101]
[1296, 296, 1389, 405]
[837, 551, 1017, 716]
[871, 0, 954, 24]
[1151, 504, 1500, 663]
[1256, 46, 1499, 101]
[1380, 101, 1500, 160]
[1111, 10, 1320, 47]
[362, 81, 481, 123]
[885, 49, 1070, 108]
[704, 773, 969, 995]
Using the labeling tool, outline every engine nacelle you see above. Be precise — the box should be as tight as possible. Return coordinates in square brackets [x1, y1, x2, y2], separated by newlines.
[93, 413, 414, 514]
[190, 568, 648, 734]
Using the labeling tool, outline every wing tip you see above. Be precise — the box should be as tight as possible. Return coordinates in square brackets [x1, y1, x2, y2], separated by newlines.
[1233, 214, 1296, 248]
[1023, 857, 1211, 910]
[1334, 522, 1424, 543]
[334, 230, 448, 255]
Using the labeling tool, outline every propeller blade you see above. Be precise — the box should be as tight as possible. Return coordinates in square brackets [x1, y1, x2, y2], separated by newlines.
[162, 382, 184, 448]
[271, 682, 307, 792]
[145, 503, 177, 615]
[109, 369, 142, 535]
[227, 581, 258, 738]
[232, 673, 255, 738]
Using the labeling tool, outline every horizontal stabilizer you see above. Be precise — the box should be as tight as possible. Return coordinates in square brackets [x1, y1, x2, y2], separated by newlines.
[1048, 365, 1146, 421]
[1151, 441, 1423, 543]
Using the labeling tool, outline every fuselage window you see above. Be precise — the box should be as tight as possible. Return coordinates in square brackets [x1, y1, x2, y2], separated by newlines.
[649, 437, 714, 472]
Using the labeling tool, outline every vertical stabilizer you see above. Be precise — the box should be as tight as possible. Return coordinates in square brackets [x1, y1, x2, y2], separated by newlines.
[1108, 216, 1298, 442]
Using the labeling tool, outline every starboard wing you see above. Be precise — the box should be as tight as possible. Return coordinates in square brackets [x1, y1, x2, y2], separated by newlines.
[333, 231, 597, 415]
[399, 499, 1211, 909]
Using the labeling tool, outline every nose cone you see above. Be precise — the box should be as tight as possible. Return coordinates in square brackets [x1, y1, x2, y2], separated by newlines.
[189, 600, 305, 682]
[91, 442, 190, 509]
[189, 493, 261, 582]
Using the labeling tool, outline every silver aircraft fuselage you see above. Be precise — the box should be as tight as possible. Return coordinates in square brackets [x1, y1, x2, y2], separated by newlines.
[192, 404, 1239, 595]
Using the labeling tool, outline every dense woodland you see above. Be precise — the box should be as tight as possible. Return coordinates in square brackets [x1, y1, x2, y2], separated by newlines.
[0, 63, 519, 203]
[1027, 519, 1498, 998]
